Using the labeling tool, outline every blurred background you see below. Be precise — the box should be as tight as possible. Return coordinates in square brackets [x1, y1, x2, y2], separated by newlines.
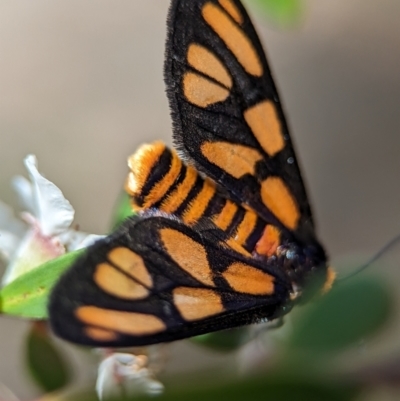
[1, 0, 400, 399]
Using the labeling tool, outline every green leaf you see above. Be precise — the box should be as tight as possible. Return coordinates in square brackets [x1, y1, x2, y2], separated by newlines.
[192, 327, 251, 351]
[0, 249, 82, 319]
[36, 373, 361, 401]
[113, 376, 359, 401]
[34, 377, 360, 401]
[287, 277, 392, 352]
[248, 0, 303, 27]
[26, 322, 72, 392]
[110, 191, 135, 230]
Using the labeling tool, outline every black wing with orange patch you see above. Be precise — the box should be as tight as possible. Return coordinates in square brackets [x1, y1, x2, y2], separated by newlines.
[165, 0, 315, 243]
[49, 214, 291, 347]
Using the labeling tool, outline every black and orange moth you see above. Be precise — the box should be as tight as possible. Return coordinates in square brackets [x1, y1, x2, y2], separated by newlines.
[49, 0, 335, 347]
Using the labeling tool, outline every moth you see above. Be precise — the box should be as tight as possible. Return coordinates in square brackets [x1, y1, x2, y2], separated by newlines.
[49, 0, 335, 347]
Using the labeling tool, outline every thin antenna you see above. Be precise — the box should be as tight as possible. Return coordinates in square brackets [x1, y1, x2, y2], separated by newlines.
[338, 232, 400, 281]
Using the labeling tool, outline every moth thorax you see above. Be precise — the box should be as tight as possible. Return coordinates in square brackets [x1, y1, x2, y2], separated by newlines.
[125, 141, 184, 210]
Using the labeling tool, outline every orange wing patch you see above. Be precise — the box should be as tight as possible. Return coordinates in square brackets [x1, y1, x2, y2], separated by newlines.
[223, 262, 275, 295]
[84, 327, 119, 342]
[159, 228, 215, 287]
[218, 0, 243, 24]
[201, 141, 263, 178]
[76, 306, 166, 336]
[107, 247, 153, 287]
[183, 72, 230, 107]
[94, 263, 149, 300]
[260, 177, 300, 230]
[187, 43, 232, 88]
[202, 2, 263, 77]
[173, 287, 224, 321]
[244, 100, 285, 157]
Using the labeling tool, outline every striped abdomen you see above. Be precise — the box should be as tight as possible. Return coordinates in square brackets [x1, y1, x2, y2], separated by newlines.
[125, 141, 280, 257]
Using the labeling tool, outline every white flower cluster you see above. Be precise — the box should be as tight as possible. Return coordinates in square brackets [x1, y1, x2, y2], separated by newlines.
[0, 155, 102, 286]
[96, 352, 164, 400]
[0, 155, 165, 399]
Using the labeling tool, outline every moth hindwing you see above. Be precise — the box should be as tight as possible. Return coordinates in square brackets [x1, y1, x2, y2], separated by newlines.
[49, 214, 293, 346]
[49, 0, 331, 347]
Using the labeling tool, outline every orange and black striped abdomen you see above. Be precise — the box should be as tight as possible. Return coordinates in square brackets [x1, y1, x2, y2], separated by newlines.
[125, 142, 280, 257]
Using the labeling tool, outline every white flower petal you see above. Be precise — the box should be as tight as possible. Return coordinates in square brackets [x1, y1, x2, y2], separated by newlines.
[2, 226, 64, 286]
[1, 155, 106, 287]
[125, 374, 164, 396]
[24, 155, 75, 236]
[0, 200, 26, 237]
[96, 353, 164, 401]
[96, 355, 118, 401]
[11, 175, 35, 214]
[58, 230, 104, 252]
[0, 230, 21, 261]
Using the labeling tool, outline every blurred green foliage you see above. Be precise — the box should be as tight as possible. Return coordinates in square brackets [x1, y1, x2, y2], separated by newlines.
[26, 322, 72, 392]
[286, 277, 392, 353]
[110, 376, 360, 401]
[192, 326, 252, 351]
[0, 249, 82, 318]
[110, 191, 135, 231]
[248, 0, 303, 27]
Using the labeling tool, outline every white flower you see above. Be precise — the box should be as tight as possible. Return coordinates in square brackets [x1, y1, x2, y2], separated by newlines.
[96, 352, 164, 400]
[0, 155, 103, 286]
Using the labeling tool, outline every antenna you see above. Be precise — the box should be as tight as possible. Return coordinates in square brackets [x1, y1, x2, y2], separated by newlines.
[338, 232, 400, 281]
